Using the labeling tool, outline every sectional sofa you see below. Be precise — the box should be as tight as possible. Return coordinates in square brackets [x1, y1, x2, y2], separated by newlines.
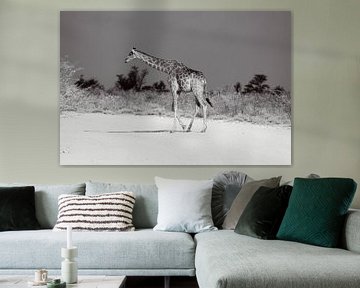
[0, 180, 360, 288]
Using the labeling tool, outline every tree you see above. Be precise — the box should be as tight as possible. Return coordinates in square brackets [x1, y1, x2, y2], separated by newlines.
[74, 74, 85, 88]
[74, 74, 104, 96]
[75, 76, 103, 91]
[272, 85, 286, 96]
[115, 74, 132, 91]
[234, 82, 242, 94]
[127, 66, 139, 90]
[232, 82, 243, 116]
[141, 85, 154, 91]
[153, 81, 167, 92]
[114, 66, 149, 91]
[135, 69, 149, 91]
[243, 74, 270, 94]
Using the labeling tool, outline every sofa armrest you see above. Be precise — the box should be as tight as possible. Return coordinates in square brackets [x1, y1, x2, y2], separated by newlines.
[342, 209, 360, 253]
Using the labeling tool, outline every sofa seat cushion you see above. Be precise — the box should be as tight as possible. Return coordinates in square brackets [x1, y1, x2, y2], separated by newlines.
[0, 229, 195, 270]
[195, 230, 360, 288]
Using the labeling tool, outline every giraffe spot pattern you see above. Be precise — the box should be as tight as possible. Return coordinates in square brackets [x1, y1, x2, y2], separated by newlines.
[125, 48, 210, 132]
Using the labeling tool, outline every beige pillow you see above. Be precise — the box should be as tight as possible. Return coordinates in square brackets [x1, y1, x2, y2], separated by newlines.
[222, 176, 281, 230]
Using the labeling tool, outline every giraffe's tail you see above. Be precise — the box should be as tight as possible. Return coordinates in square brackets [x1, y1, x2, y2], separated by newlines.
[203, 81, 214, 108]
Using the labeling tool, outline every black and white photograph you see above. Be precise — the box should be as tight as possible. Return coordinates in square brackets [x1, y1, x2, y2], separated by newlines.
[60, 11, 292, 165]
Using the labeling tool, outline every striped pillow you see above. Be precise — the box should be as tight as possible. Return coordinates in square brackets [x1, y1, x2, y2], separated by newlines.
[53, 192, 136, 231]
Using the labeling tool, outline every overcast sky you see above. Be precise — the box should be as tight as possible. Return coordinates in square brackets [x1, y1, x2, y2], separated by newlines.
[60, 11, 291, 91]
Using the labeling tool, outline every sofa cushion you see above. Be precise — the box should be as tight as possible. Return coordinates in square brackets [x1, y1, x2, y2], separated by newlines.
[277, 178, 357, 247]
[0, 229, 195, 272]
[222, 176, 281, 229]
[195, 230, 360, 288]
[212, 171, 250, 228]
[0, 186, 40, 231]
[153, 177, 216, 233]
[86, 182, 157, 229]
[0, 183, 86, 229]
[53, 192, 136, 232]
[234, 185, 292, 239]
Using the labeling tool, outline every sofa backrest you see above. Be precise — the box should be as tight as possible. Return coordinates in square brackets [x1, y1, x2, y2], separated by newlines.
[86, 181, 158, 229]
[0, 183, 86, 229]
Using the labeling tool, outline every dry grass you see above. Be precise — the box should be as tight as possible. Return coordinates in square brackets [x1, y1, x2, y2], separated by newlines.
[60, 85, 291, 126]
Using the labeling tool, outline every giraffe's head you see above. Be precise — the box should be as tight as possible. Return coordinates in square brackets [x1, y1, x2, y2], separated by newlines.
[125, 48, 137, 63]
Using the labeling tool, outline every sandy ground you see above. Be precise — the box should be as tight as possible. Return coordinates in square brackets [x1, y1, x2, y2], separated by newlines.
[60, 112, 291, 165]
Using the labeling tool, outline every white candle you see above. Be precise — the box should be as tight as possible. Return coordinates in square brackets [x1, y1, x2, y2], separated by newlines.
[67, 225, 72, 249]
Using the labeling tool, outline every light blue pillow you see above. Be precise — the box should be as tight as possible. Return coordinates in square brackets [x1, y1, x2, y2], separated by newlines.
[86, 181, 158, 229]
[153, 177, 217, 233]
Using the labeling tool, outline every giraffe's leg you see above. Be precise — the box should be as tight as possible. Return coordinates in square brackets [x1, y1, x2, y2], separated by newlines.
[175, 91, 186, 131]
[171, 91, 178, 132]
[170, 87, 185, 132]
[186, 104, 199, 132]
[200, 104, 208, 133]
[192, 86, 208, 132]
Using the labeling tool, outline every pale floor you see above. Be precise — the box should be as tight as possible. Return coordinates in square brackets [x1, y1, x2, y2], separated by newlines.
[0, 276, 198, 288]
[127, 276, 199, 288]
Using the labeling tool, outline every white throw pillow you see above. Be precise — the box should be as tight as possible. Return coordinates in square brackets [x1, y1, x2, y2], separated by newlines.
[53, 192, 135, 231]
[153, 177, 217, 233]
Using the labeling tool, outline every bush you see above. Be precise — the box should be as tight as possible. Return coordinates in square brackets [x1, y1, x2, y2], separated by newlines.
[60, 59, 290, 125]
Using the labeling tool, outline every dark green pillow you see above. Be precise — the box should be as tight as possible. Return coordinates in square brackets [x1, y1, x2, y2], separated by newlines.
[235, 185, 292, 239]
[277, 178, 357, 247]
[0, 186, 41, 231]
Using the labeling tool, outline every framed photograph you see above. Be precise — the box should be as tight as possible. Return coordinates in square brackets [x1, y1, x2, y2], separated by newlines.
[60, 11, 291, 165]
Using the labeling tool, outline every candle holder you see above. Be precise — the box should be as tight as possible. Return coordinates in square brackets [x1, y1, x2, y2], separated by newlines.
[61, 247, 78, 284]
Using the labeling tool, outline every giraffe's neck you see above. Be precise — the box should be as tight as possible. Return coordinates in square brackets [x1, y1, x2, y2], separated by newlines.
[134, 50, 173, 74]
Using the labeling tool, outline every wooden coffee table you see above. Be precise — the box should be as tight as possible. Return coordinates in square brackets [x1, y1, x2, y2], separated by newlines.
[0, 275, 126, 288]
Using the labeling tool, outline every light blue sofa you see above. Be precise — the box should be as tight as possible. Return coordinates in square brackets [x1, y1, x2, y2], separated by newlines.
[0, 182, 195, 280]
[195, 210, 360, 288]
[1, 181, 360, 288]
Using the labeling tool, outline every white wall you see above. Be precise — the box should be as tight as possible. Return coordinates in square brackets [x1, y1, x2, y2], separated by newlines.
[0, 0, 359, 207]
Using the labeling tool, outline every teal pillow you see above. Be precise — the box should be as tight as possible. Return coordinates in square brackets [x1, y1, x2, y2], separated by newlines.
[277, 178, 357, 247]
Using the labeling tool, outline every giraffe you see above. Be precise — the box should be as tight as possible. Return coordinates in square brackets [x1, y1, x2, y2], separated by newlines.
[125, 48, 213, 133]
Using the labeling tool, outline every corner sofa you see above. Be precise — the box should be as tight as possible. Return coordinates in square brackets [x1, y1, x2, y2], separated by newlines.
[1, 181, 360, 288]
